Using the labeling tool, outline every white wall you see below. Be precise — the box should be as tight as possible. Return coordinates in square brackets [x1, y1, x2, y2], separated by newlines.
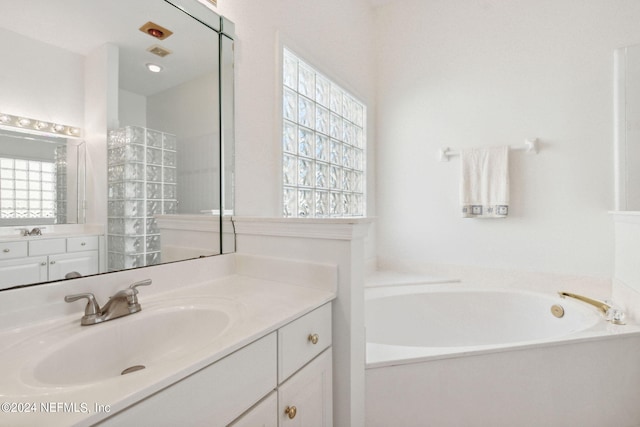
[612, 213, 640, 322]
[375, 0, 640, 278]
[0, 28, 84, 127]
[118, 89, 147, 128]
[148, 73, 220, 214]
[214, 0, 377, 219]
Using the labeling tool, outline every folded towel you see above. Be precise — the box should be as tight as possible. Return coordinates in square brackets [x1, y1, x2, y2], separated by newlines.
[460, 146, 509, 218]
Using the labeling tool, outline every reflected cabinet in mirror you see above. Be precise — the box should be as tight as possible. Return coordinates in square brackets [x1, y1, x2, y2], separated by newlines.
[615, 44, 640, 211]
[0, 0, 235, 291]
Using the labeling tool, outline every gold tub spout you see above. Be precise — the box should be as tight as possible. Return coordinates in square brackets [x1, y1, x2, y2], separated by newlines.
[558, 291, 625, 325]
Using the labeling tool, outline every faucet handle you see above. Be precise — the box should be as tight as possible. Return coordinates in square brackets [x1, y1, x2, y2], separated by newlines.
[64, 293, 100, 316]
[129, 279, 152, 293]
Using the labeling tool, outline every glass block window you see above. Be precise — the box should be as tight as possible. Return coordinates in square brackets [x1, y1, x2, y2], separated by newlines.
[282, 48, 366, 217]
[0, 157, 56, 219]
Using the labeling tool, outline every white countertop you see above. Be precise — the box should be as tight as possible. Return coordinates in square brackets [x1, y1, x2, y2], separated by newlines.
[0, 271, 335, 426]
[0, 232, 102, 243]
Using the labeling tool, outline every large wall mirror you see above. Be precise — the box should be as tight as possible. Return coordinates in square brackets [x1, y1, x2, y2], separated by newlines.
[615, 43, 640, 211]
[0, 0, 235, 291]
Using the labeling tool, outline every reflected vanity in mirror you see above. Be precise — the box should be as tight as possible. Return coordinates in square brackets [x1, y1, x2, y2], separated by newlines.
[615, 43, 640, 211]
[0, 0, 235, 290]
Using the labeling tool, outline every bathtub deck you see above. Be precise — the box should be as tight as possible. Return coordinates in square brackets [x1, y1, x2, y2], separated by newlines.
[365, 270, 460, 288]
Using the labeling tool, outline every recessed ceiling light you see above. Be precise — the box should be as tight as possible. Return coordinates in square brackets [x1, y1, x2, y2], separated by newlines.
[146, 63, 163, 73]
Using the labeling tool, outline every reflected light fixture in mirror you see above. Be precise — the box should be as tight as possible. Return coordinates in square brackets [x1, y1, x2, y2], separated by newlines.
[146, 63, 163, 73]
[0, 112, 81, 139]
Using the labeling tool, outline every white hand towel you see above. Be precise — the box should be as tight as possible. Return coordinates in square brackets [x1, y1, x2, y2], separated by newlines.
[460, 146, 509, 218]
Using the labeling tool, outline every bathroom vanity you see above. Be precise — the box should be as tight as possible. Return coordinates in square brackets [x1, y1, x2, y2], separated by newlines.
[0, 234, 101, 290]
[101, 302, 332, 426]
[0, 253, 336, 427]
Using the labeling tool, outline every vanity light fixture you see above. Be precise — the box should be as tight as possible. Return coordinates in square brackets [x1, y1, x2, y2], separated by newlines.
[146, 63, 163, 73]
[17, 117, 32, 127]
[0, 112, 82, 139]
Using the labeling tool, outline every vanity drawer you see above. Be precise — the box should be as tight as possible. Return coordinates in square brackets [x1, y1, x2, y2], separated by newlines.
[99, 332, 277, 427]
[67, 235, 99, 252]
[278, 302, 332, 383]
[0, 241, 28, 260]
[29, 238, 66, 256]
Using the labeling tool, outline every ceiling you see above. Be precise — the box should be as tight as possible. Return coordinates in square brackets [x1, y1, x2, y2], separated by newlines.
[368, 0, 404, 7]
[0, 0, 218, 96]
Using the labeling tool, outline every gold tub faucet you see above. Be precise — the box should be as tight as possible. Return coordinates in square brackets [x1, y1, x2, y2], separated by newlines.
[558, 291, 625, 325]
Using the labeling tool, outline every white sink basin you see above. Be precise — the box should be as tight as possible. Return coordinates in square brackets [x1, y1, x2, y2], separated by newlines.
[28, 303, 234, 386]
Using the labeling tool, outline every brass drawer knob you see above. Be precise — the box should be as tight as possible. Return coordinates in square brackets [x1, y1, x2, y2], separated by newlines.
[308, 333, 319, 345]
[3, 248, 9, 253]
[285, 405, 297, 419]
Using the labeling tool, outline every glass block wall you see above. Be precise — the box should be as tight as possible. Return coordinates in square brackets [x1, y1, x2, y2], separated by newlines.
[107, 126, 177, 271]
[282, 48, 366, 217]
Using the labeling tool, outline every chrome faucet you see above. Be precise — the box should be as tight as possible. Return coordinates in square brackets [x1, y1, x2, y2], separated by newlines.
[558, 291, 625, 325]
[65, 279, 152, 326]
[20, 227, 43, 236]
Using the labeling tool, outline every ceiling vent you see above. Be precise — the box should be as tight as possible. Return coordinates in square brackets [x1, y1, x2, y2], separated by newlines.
[147, 45, 172, 58]
[139, 22, 173, 40]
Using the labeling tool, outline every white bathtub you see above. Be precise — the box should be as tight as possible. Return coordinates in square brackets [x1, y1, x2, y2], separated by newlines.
[365, 283, 640, 426]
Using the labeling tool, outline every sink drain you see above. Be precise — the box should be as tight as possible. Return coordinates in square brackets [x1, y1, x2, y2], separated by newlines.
[121, 365, 146, 375]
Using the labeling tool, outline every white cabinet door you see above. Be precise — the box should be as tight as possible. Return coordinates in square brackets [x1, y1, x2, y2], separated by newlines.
[278, 349, 333, 427]
[0, 256, 48, 289]
[48, 250, 99, 281]
[228, 391, 277, 427]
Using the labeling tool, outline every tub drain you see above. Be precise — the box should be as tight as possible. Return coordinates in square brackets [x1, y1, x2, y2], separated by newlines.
[121, 365, 146, 375]
[550, 304, 565, 318]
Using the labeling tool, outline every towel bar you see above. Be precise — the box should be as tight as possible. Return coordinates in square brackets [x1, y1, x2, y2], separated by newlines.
[439, 138, 539, 162]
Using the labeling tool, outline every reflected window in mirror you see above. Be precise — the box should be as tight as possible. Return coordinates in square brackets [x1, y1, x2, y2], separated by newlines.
[282, 48, 367, 218]
[0, 157, 57, 221]
[0, 130, 85, 227]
